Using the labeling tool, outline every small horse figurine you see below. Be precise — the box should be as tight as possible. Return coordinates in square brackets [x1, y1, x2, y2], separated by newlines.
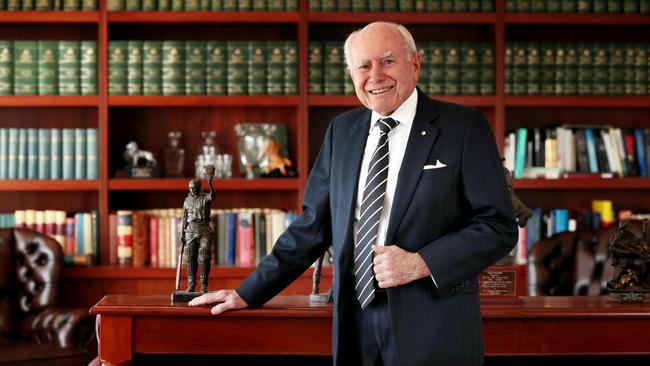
[124, 141, 157, 168]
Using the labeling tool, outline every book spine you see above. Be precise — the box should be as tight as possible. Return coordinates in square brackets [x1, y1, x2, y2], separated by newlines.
[222, 0, 237, 11]
[149, 216, 159, 268]
[65, 216, 75, 256]
[23, 0, 36, 10]
[171, 0, 183, 11]
[62, 128, 75, 179]
[7, 128, 18, 179]
[50, 128, 62, 179]
[428, 43, 444, 95]
[479, 43, 494, 95]
[266, 41, 284, 95]
[0, 128, 7, 180]
[185, 41, 207, 95]
[444, 43, 461, 95]
[54, 210, 66, 249]
[577, 43, 593, 96]
[526, 42, 541, 95]
[608, 43, 625, 95]
[117, 210, 133, 266]
[554, 43, 565, 95]
[38, 128, 50, 180]
[162, 40, 185, 96]
[0, 40, 13, 96]
[157, 0, 170, 10]
[132, 211, 149, 267]
[461, 43, 480, 95]
[74, 128, 86, 179]
[86, 128, 98, 179]
[107, 0, 125, 10]
[284, 41, 298, 95]
[514, 127, 528, 179]
[17, 128, 27, 179]
[208, 0, 221, 10]
[26, 128, 38, 179]
[58, 40, 81, 95]
[141, 0, 155, 10]
[323, 41, 343, 95]
[563, 44, 578, 95]
[38, 40, 58, 96]
[623, 44, 636, 96]
[592, 44, 608, 96]
[36, 0, 55, 10]
[206, 41, 226, 95]
[108, 41, 128, 95]
[63, 0, 79, 10]
[81, 0, 96, 10]
[6, 0, 20, 11]
[238, 0, 251, 10]
[75, 212, 84, 256]
[127, 40, 143, 95]
[143, 40, 162, 95]
[14, 41, 38, 95]
[125, 0, 140, 11]
[512, 42, 526, 95]
[237, 211, 254, 267]
[80, 41, 98, 95]
[634, 129, 648, 177]
[308, 41, 323, 95]
[248, 41, 266, 96]
[634, 44, 648, 96]
[268, 0, 284, 10]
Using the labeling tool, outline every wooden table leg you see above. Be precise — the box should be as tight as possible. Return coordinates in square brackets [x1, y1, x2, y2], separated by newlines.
[99, 315, 132, 366]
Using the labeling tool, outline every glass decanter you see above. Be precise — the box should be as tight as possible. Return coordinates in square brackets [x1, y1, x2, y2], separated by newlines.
[164, 131, 185, 178]
[195, 131, 218, 178]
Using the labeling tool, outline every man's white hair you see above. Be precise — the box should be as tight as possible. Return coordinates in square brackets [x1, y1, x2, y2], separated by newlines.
[343, 22, 418, 68]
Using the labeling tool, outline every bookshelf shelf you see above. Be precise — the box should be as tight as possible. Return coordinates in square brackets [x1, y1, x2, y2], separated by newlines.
[505, 96, 650, 108]
[108, 95, 300, 107]
[0, 95, 99, 107]
[308, 12, 497, 24]
[308, 95, 497, 107]
[107, 11, 300, 23]
[108, 178, 301, 191]
[513, 178, 650, 190]
[0, 180, 99, 191]
[505, 13, 650, 25]
[0, 11, 100, 23]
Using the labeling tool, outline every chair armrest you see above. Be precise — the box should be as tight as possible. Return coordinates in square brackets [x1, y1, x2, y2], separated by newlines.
[20, 307, 95, 349]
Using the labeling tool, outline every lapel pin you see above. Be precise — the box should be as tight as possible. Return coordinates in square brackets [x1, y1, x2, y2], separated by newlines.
[421, 131, 426, 136]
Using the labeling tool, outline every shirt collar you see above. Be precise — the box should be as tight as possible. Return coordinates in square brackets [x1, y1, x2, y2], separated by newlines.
[370, 88, 418, 130]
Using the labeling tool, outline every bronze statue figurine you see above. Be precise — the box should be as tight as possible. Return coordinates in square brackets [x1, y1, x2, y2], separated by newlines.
[607, 219, 650, 298]
[172, 165, 216, 302]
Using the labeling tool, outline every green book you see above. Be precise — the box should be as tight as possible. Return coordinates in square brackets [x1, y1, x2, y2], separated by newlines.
[608, 43, 625, 95]
[162, 41, 185, 95]
[593, 0, 607, 12]
[158, 0, 170, 10]
[526, 43, 541, 95]
[563, 44, 578, 95]
[308, 41, 323, 95]
[553, 44, 566, 95]
[226, 41, 248, 95]
[58, 40, 81, 95]
[607, 0, 622, 13]
[63, 0, 80, 10]
[142, 0, 155, 10]
[453, 0, 468, 11]
[108, 41, 127, 95]
[284, 41, 298, 95]
[81, 0, 97, 10]
[309, 0, 321, 11]
[512, 42, 526, 95]
[461, 43, 480, 95]
[546, 0, 561, 12]
[223, 0, 237, 11]
[37, 0, 54, 10]
[50, 128, 62, 179]
[206, 41, 226, 95]
[143, 41, 162, 95]
[540, 44, 555, 95]
[623, 0, 637, 13]
[640, 0, 650, 13]
[185, 0, 200, 11]
[86, 128, 98, 179]
[80, 41, 97, 95]
[505, 0, 515, 12]
[417, 44, 429, 94]
[468, 0, 480, 11]
[238, 0, 251, 10]
[7, 0, 20, 11]
[323, 42, 343, 95]
[127, 40, 143, 95]
[561, 0, 577, 12]
[252, 0, 266, 10]
[338, 0, 352, 10]
[623, 44, 635, 95]
[577, 43, 593, 95]
[27, 128, 38, 180]
[592, 44, 608, 96]
[479, 43, 494, 95]
[209, 0, 221, 10]
[0, 41, 12, 96]
[504, 44, 513, 95]
[0, 128, 7, 180]
[634, 44, 647, 96]
[285, 0, 298, 10]
[322, 0, 336, 11]
[74, 128, 86, 180]
[268, 0, 284, 10]
[480, 0, 493, 11]
[23, 0, 36, 10]
[171, 0, 183, 10]
[428, 43, 445, 95]
[266, 41, 284, 95]
[107, 0, 125, 11]
[38, 41, 58, 96]
[443, 43, 461, 95]
[7, 129, 18, 179]
[185, 41, 206, 95]
[200, 0, 210, 10]
[125, 0, 140, 11]
[17, 129, 27, 180]
[399, 0, 415, 11]
[441, 0, 454, 12]
[384, 0, 398, 11]
[14, 41, 38, 96]
[577, 0, 591, 13]
[352, 0, 368, 11]
[368, 0, 382, 11]
[248, 41, 267, 95]
[531, 0, 545, 12]
[38, 128, 50, 180]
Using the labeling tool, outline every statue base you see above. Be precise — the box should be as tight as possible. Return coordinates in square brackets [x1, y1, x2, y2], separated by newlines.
[608, 289, 650, 303]
[309, 289, 333, 304]
[171, 290, 205, 302]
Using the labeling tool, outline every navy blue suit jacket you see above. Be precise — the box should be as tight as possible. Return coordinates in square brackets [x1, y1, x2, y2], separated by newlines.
[237, 88, 517, 366]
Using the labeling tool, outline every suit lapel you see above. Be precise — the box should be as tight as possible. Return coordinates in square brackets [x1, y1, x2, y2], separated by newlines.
[385, 91, 440, 244]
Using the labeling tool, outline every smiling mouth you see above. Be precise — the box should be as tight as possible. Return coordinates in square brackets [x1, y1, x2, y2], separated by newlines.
[368, 86, 394, 94]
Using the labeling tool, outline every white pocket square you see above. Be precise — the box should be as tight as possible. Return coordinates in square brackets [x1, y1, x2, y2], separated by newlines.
[423, 160, 447, 170]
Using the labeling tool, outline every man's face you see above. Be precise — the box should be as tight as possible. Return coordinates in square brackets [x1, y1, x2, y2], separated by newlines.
[347, 24, 420, 116]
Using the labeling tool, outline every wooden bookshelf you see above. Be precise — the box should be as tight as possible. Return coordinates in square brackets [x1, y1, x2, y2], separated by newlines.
[0, 0, 648, 300]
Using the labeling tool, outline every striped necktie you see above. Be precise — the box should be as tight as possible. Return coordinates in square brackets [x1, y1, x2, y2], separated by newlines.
[354, 117, 398, 310]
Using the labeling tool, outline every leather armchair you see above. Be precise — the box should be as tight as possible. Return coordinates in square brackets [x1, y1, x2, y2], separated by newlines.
[0, 228, 95, 365]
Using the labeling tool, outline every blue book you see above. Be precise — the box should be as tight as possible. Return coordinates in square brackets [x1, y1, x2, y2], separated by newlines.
[50, 128, 62, 179]
[86, 128, 98, 179]
[0, 128, 7, 180]
[553, 208, 569, 234]
[7, 128, 18, 179]
[17, 128, 27, 179]
[584, 128, 599, 173]
[75, 212, 84, 256]
[62, 128, 75, 180]
[74, 128, 86, 180]
[526, 207, 542, 252]
[634, 128, 648, 177]
[226, 211, 237, 265]
[514, 127, 528, 179]
[38, 128, 50, 180]
[27, 128, 38, 179]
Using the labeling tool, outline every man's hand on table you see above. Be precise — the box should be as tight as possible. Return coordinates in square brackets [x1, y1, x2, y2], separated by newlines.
[188, 289, 249, 315]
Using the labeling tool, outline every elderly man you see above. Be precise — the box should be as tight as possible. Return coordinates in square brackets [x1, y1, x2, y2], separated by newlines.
[190, 22, 517, 366]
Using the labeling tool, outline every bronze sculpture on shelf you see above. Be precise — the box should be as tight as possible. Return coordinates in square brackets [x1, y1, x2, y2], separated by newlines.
[172, 165, 216, 303]
[607, 219, 650, 301]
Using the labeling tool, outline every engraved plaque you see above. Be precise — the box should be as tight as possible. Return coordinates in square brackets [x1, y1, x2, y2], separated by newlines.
[480, 269, 517, 297]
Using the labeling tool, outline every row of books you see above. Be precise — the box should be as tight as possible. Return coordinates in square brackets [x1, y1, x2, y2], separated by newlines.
[111, 208, 297, 269]
[0, 0, 96, 10]
[0, 40, 97, 96]
[504, 126, 650, 179]
[0, 128, 98, 180]
[513, 200, 616, 264]
[109, 40, 297, 96]
[107, 0, 298, 11]
[505, 42, 650, 96]
[506, 0, 650, 13]
[1, 209, 99, 266]
[309, 41, 495, 96]
[308, 0, 495, 12]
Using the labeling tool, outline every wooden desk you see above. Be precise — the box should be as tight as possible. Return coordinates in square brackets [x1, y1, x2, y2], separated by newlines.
[91, 295, 650, 365]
